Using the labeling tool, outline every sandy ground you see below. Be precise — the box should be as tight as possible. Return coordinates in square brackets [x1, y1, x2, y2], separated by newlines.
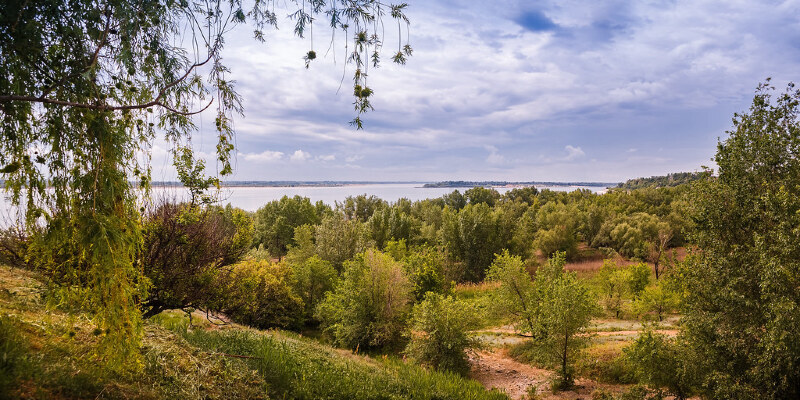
[470, 348, 628, 400]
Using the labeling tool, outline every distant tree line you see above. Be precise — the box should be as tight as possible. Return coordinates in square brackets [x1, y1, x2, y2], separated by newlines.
[615, 172, 705, 190]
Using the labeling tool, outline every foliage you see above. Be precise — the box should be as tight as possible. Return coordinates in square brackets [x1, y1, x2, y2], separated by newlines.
[633, 280, 679, 321]
[141, 203, 253, 318]
[338, 194, 388, 222]
[314, 215, 372, 270]
[289, 255, 337, 323]
[680, 81, 800, 399]
[403, 245, 449, 301]
[405, 292, 481, 375]
[178, 327, 507, 400]
[465, 186, 501, 206]
[441, 203, 505, 282]
[594, 260, 629, 318]
[532, 202, 581, 260]
[486, 250, 537, 334]
[285, 224, 317, 265]
[220, 259, 304, 330]
[625, 329, 696, 399]
[368, 206, 414, 249]
[626, 262, 651, 298]
[615, 172, 703, 190]
[532, 252, 597, 389]
[252, 195, 327, 258]
[0, 0, 412, 366]
[316, 250, 412, 350]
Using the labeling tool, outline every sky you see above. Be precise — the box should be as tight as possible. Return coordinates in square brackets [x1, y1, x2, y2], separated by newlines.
[151, 0, 800, 183]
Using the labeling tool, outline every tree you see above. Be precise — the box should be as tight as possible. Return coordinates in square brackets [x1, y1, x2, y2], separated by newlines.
[252, 196, 326, 258]
[646, 225, 672, 279]
[0, 0, 412, 365]
[316, 250, 412, 350]
[625, 329, 697, 399]
[140, 202, 253, 318]
[486, 250, 537, 335]
[633, 280, 679, 322]
[464, 186, 500, 207]
[680, 81, 800, 399]
[402, 245, 449, 301]
[289, 255, 337, 324]
[220, 259, 304, 330]
[314, 215, 371, 270]
[405, 292, 480, 375]
[531, 252, 597, 389]
[532, 202, 581, 260]
[440, 203, 504, 282]
[594, 260, 628, 318]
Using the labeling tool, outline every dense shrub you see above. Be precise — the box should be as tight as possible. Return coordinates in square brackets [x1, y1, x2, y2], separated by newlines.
[314, 215, 372, 270]
[402, 245, 449, 301]
[405, 292, 480, 375]
[140, 203, 253, 317]
[252, 195, 328, 258]
[625, 329, 697, 399]
[316, 250, 412, 350]
[289, 255, 337, 323]
[220, 259, 304, 329]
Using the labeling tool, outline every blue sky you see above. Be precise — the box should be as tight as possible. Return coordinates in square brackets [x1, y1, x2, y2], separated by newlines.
[152, 0, 800, 182]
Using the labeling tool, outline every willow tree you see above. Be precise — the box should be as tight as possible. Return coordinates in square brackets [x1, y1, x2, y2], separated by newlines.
[0, 0, 411, 367]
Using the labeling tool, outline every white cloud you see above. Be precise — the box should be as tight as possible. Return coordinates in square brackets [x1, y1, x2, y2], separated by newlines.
[564, 145, 585, 160]
[485, 145, 506, 165]
[317, 154, 336, 161]
[290, 150, 311, 162]
[345, 155, 363, 163]
[239, 150, 284, 162]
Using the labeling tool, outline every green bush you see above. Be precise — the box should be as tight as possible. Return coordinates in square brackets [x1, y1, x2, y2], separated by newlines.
[403, 245, 449, 301]
[624, 329, 696, 399]
[220, 259, 304, 330]
[316, 249, 412, 350]
[289, 255, 337, 323]
[405, 292, 480, 375]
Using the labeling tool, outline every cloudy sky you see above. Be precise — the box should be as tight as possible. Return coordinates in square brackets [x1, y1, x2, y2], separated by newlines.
[155, 0, 800, 183]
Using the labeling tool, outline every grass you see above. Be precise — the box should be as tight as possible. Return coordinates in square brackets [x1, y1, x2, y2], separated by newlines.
[167, 321, 508, 400]
[0, 265, 508, 400]
[453, 281, 510, 329]
[0, 265, 268, 399]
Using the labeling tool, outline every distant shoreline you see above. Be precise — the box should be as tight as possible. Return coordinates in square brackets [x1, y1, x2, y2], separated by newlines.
[145, 180, 618, 189]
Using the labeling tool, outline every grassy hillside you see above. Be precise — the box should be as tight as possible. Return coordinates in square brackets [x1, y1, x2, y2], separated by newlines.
[0, 265, 506, 400]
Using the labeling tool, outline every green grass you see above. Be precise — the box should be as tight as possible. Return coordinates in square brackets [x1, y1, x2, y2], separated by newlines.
[1, 265, 507, 400]
[453, 282, 509, 329]
[167, 322, 508, 400]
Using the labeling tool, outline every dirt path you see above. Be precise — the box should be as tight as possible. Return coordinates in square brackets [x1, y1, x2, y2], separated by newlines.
[469, 349, 551, 399]
[470, 349, 628, 400]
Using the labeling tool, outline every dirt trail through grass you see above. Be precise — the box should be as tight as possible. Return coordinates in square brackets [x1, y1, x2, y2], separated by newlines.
[470, 348, 550, 399]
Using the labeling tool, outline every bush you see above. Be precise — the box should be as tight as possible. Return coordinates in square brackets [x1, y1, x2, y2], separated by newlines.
[220, 259, 304, 330]
[141, 203, 253, 317]
[403, 246, 449, 301]
[624, 329, 696, 399]
[314, 215, 372, 270]
[316, 249, 412, 350]
[405, 293, 480, 375]
[289, 255, 337, 323]
[632, 280, 679, 321]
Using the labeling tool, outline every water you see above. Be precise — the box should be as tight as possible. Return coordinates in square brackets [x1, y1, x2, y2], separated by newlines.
[0, 183, 609, 215]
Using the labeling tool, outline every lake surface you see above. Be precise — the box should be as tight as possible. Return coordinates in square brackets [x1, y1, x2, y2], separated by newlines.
[0, 183, 609, 215]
